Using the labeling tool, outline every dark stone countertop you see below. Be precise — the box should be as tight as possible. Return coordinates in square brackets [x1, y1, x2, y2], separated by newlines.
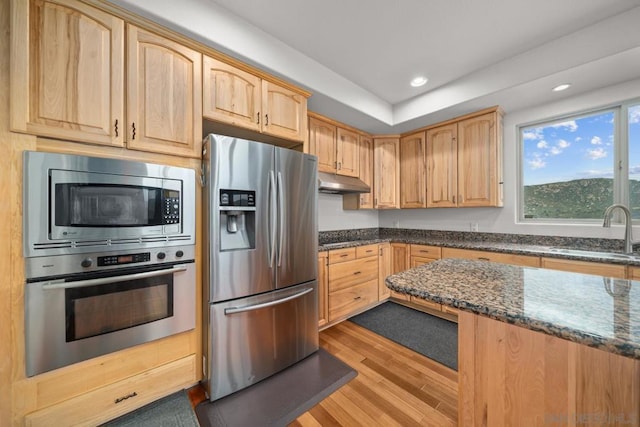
[385, 258, 640, 360]
[318, 235, 640, 267]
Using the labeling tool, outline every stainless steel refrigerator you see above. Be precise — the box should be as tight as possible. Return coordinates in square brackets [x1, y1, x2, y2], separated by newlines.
[202, 134, 319, 401]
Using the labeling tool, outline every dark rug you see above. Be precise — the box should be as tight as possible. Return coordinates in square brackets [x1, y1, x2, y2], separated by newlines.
[350, 301, 458, 370]
[195, 348, 356, 427]
[101, 389, 198, 427]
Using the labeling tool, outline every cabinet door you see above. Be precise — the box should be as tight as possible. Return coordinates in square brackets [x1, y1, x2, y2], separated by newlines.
[390, 243, 409, 273]
[410, 256, 438, 268]
[12, 0, 124, 146]
[202, 56, 261, 132]
[358, 135, 374, 208]
[308, 117, 337, 173]
[127, 25, 202, 158]
[426, 123, 457, 207]
[336, 128, 359, 177]
[457, 112, 500, 207]
[400, 131, 426, 208]
[378, 243, 391, 300]
[374, 137, 400, 209]
[261, 81, 307, 142]
[318, 251, 329, 328]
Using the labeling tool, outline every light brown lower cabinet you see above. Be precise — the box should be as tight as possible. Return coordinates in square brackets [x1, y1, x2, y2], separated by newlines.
[327, 246, 379, 323]
[389, 243, 410, 300]
[24, 355, 196, 426]
[630, 267, 640, 280]
[378, 243, 392, 300]
[540, 257, 627, 279]
[317, 251, 329, 328]
[458, 311, 640, 426]
[442, 247, 540, 267]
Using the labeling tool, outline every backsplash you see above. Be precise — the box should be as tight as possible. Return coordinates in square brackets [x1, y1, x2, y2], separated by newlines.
[319, 227, 636, 253]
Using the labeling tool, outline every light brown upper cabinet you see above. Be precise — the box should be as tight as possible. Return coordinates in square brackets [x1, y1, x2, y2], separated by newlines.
[373, 137, 400, 209]
[426, 107, 503, 207]
[343, 133, 374, 210]
[127, 25, 202, 158]
[308, 114, 359, 177]
[11, 0, 125, 147]
[400, 131, 427, 208]
[426, 123, 458, 208]
[11, 1, 203, 158]
[203, 57, 307, 142]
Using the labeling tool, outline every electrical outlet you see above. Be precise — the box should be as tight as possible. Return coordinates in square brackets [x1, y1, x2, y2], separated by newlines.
[394, 221, 400, 228]
[470, 222, 479, 232]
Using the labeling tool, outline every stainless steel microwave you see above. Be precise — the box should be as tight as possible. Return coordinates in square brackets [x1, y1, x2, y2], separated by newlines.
[23, 151, 196, 259]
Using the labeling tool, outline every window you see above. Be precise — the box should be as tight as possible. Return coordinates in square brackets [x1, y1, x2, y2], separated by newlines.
[519, 101, 639, 222]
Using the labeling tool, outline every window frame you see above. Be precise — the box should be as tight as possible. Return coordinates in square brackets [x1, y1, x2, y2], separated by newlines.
[517, 98, 640, 225]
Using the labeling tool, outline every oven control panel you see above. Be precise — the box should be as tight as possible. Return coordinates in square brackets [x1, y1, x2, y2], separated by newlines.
[98, 252, 151, 266]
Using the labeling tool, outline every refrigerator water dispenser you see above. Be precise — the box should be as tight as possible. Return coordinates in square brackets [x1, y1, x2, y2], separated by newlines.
[219, 190, 256, 251]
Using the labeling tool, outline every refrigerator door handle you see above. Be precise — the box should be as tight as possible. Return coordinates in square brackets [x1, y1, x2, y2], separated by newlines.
[268, 170, 277, 268]
[223, 287, 314, 315]
[276, 171, 285, 267]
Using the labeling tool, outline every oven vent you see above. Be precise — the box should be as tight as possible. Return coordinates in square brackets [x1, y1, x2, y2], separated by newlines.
[75, 240, 110, 247]
[33, 242, 73, 250]
[110, 238, 143, 245]
[168, 235, 193, 241]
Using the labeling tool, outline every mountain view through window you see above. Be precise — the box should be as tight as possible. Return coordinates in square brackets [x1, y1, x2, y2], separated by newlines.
[521, 103, 640, 220]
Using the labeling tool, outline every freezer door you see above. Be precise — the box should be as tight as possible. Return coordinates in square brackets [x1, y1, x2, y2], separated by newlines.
[275, 148, 318, 288]
[207, 135, 276, 302]
[207, 281, 319, 401]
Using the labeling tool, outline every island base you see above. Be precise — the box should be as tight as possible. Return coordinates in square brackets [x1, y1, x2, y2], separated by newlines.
[458, 311, 640, 426]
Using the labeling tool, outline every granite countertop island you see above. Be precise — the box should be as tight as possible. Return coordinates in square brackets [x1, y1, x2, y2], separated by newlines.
[386, 258, 640, 359]
[385, 258, 640, 425]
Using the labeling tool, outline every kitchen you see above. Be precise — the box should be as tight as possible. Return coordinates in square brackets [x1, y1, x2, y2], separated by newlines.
[1, 0, 640, 425]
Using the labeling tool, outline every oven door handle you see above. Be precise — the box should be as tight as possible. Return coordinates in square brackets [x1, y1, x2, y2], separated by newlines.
[41, 265, 189, 290]
[223, 287, 313, 315]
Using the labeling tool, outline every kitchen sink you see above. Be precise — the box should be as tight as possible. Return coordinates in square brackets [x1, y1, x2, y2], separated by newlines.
[547, 247, 639, 260]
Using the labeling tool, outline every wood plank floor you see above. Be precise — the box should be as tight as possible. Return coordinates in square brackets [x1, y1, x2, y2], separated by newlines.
[290, 320, 458, 426]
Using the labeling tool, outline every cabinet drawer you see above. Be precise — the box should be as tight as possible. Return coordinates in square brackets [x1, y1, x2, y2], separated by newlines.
[410, 256, 438, 268]
[442, 305, 459, 316]
[390, 290, 410, 301]
[540, 258, 626, 279]
[356, 244, 378, 259]
[442, 247, 539, 267]
[24, 355, 196, 427]
[328, 257, 379, 292]
[630, 267, 640, 280]
[410, 244, 442, 259]
[410, 296, 442, 311]
[328, 279, 378, 321]
[328, 247, 356, 264]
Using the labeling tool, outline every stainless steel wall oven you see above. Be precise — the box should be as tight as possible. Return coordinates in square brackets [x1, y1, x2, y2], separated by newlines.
[23, 151, 196, 377]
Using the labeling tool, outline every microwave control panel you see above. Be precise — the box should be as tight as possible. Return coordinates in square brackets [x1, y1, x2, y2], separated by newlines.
[163, 190, 181, 224]
[98, 252, 151, 266]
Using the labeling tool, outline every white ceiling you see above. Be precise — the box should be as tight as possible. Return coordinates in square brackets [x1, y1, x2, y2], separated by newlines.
[112, 0, 640, 133]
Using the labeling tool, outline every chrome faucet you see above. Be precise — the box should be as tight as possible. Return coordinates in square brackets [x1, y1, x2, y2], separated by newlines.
[602, 204, 637, 254]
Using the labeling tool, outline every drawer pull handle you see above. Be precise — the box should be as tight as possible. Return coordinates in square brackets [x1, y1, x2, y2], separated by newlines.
[366, 250, 373, 253]
[353, 271, 362, 275]
[340, 254, 349, 258]
[115, 391, 137, 404]
[354, 296, 361, 300]
[477, 257, 490, 261]
[419, 250, 430, 253]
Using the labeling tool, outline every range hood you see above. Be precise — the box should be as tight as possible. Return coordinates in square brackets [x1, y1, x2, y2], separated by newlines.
[318, 171, 370, 194]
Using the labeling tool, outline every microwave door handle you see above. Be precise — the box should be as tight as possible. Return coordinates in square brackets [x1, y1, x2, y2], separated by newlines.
[277, 171, 284, 267]
[223, 287, 313, 315]
[268, 170, 277, 268]
[41, 265, 188, 290]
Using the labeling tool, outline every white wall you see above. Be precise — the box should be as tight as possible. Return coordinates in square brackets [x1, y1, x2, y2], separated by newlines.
[377, 78, 640, 238]
[318, 193, 378, 231]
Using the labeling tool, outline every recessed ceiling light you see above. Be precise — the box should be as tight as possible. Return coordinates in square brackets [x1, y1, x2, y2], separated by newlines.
[552, 83, 571, 92]
[410, 76, 428, 87]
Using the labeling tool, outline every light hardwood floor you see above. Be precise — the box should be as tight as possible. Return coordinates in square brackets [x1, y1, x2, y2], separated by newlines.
[291, 321, 458, 426]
